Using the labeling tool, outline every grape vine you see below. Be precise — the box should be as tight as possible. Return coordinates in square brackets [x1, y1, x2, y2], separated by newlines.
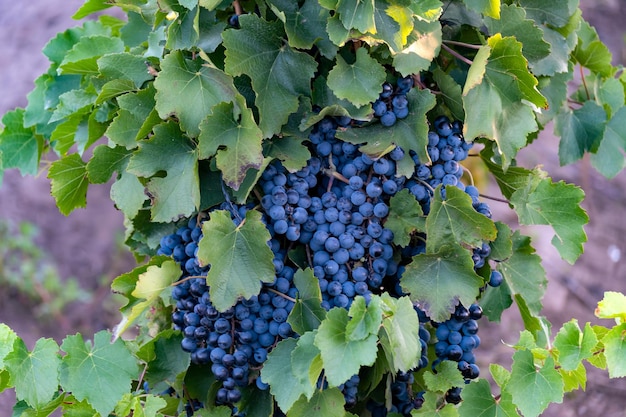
[0, 0, 625, 416]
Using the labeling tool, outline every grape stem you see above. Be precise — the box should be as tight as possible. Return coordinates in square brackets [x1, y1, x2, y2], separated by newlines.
[441, 43, 474, 66]
[233, 0, 242, 15]
[580, 64, 591, 101]
[442, 39, 482, 50]
[266, 288, 297, 303]
[321, 167, 350, 185]
[135, 363, 149, 395]
[478, 193, 509, 204]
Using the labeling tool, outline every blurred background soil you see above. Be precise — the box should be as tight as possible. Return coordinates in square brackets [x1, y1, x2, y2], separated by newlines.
[0, 1, 625, 415]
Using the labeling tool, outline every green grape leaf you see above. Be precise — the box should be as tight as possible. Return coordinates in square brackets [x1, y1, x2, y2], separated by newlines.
[327, 48, 387, 108]
[291, 331, 323, 400]
[463, 34, 545, 168]
[198, 209, 275, 311]
[484, 4, 550, 65]
[553, 320, 598, 371]
[410, 0, 443, 21]
[432, 67, 464, 121]
[48, 153, 89, 216]
[423, 360, 465, 393]
[532, 25, 575, 76]
[346, 295, 383, 341]
[536, 70, 572, 126]
[602, 323, 626, 378]
[289, 268, 327, 335]
[595, 291, 626, 323]
[378, 294, 421, 372]
[105, 86, 159, 149]
[596, 78, 624, 118]
[490, 363, 511, 388]
[198, 95, 263, 190]
[0, 324, 18, 368]
[114, 393, 167, 417]
[287, 387, 346, 417]
[514, 295, 552, 347]
[96, 79, 137, 103]
[111, 171, 149, 219]
[86, 145, 133, 184]
[510, 176, 588, 265]
[413, 391, 459, 417]
[238, 387, 274, 417]
[166, 6, 200, 51]
[127, 122, 200, 222]
[262, 338, 310, 412]
[573, 21, 614, 77]
[336, 88, 436, 177]
[517, 0, 572, 27]
[458, 379, 519, 417]
[154, 50, 237, 137]
[73, 0, 114, 19]
[479, 146, 539, 200]
[560, 362, 586, 393]
[480, 281, 513, 322]
[59, 35, 125, 75]
[368, 0, 411, 52]
[498, 231, 546, 316]
[426, 185, 497, 253]
[555, 101, 607, 166]
[489, 221, 513, 262]
[97, 52, 154, 88]
[336, 0, 376, 33]
[393, 19, 441, 76]
[590, 106, 626, 179]
[506, 350, 563, 417]
[314, 307, 378, 387]
[223, 14, 317, 138]
[325, 14, 352, 48]
[5, 338, 60, 410]
[0, 109, 43, 177]
[263, 136, 311, 173]
[464, 0, 499, 18]
[385, 189, 425, 247]
[60, 331, 139, 417]
[268, 0, 336, 58]
[136, 330, 190, 392]
[113, 260, 181, 339]
[401, 244, 483, 322]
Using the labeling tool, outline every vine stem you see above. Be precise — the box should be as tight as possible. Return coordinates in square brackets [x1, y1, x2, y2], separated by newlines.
[441, 43, 474, 66]
[479, 193, 509, 204]
[442, 39, 482, 50]
[233, 0, 242, 15]
[580, 64, 591, 101]
[266, 288, 297, 303]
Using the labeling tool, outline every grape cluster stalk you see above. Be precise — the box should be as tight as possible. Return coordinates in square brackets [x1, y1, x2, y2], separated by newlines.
[157, 77, 499, 416]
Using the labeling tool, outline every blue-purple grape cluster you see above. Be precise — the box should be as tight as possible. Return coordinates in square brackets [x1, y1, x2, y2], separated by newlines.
[157, 77, 499, 414]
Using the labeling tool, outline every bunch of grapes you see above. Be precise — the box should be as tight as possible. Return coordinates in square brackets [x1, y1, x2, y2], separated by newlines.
[156, 76, 499, 415]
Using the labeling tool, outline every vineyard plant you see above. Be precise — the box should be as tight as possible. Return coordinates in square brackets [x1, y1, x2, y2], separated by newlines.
[1, 0, 626, 416]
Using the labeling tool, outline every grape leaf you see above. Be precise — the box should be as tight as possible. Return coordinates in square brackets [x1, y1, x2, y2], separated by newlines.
[166, 6, 200, 50]
[553, 320, 598, 371]
[458, 379, 519, 417]
[463, 34, 545, 168]
[479, 146, 539, 200]
[105, 86, 159, 149]
[409, 0, 443, 21]
[238, 387, 274, 417]
[555, 101, 606, 166]
[114, 393, 167, 417]
[111, 171, 149, 219]
[422, 360, 465, 393]
[346, 295, 383, 341]
[0, 324, 17, 368]
[385, 189, 425, 247]
[73, 0, 114, 19]
[497, 231, 546, 315]
[595, 291, 626, 323]
[426, 185, 497, 253]
[327, 48, 387, 108]
[136, 330, 190, 392]
[400, 244, 483, 322]
[198, 209, 275, 311]
[5, 338, 60, 410]
[263, 136, 311, 174]
[97, 52, 154, 88]
[506, 350, 563, 417]
[336, 88, 436, 177]
[413, 391, 459, 417]
[489, 221, 513, 262]
[336, 0, 376, 33]
[484, 4, 550, 65]
[198, 95, 264, 190]
[560, 362, 586, 393]
[314, 307, 378, 386]
[223, 14, 317, 138]
[602, 323, 626, 378]
[368, 0, 411, 52]
[590, 106, 626, 179]
[510, 176, 588, 265]
[378, 295, 421, 372]
[291, 331, 323, 400]
[432, 67, 464, 121]
[268, 0, 336, 58]
[60, 331, 139, 417]
[59, 35, 125, 75]
[86, 145, 133, 184]
[531, 24, 577, 76]
[127, 121, 200, 223]
[113, 260, 181, 338]
[154, 50, 237, 137]
[480, 281, 513, 322]
[48, 153, 89, 216]
[573, 20, 614, 77]
[289, 268, 327, 335]
[393, 19, 441, 76]
[97, 79, 137, 103]
[262, 338, 311, 412]
[287, 388, 346, 417]
[517, 0, 572, 28]
[464, 0, 499, 18]
[0, 109, 43, 177]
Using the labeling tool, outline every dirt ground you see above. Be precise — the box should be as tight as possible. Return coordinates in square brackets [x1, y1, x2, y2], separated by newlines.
[0, 1, 625, 416]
